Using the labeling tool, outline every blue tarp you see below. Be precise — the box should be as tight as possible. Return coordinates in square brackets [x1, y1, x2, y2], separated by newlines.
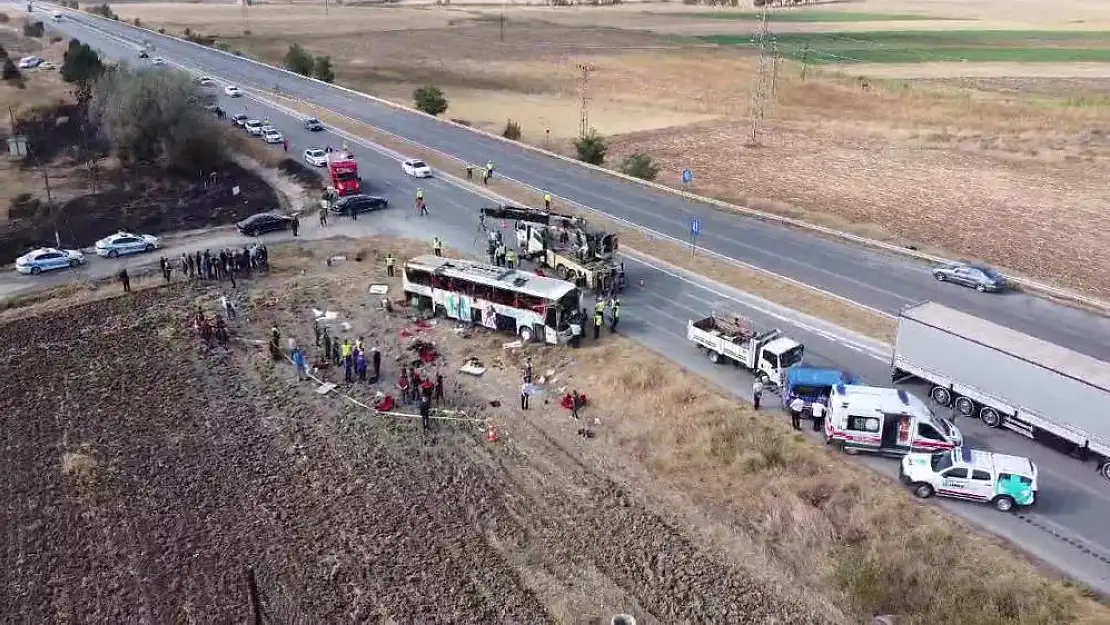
[784, 366, 860, 403]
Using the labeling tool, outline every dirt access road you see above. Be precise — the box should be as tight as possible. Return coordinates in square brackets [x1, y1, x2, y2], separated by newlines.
[114, 1, 1110, 297]
[0, 246, 820, 623]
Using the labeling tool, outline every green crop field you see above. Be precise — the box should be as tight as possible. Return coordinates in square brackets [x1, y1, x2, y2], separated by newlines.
[672, 10, 949, 23]
[700, 30, 1110, 64]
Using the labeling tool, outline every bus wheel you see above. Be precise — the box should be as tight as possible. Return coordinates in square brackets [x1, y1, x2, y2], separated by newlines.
[555, 265, 569, 280]
[519, 326, 533, 343]
[1100, 462, 1110, 483]
[954, 396, 976, 418]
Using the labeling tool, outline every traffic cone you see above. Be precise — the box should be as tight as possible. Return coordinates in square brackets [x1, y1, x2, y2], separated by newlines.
[485, 424, 499, 443]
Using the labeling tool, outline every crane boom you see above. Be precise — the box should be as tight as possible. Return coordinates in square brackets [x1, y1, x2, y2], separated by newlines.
[480, 204, 586, 229]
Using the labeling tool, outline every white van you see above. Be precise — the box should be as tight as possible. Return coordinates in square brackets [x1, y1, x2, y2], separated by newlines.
[51, 10, 62, 21]
[900, 447, 1037, 512]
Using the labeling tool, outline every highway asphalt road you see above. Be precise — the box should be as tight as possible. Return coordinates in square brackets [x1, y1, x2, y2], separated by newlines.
[31, 2, 1110, 363]
[10, 4, 1110, 595]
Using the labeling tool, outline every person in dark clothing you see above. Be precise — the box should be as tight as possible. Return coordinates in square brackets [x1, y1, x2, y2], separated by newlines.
[356, 350, 368, 381]
[371, 347, 381, 380]
[571, 390, 582, 420]
[420, 397, 431, 430]
[434, 371, 444, 403]
[313, 321, 321, 347]
[331, 341, 341, 367]
[119, 268, 131, 293]
[520, 379, 530, 410]
[292, 217, 300, 237]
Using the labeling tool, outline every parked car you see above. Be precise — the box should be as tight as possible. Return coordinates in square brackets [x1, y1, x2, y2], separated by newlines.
[401, 158, 432, 178]
[303, 117, 324, 131]
[304, 148, 328, 167]
[17, 56, 43, 69]
[151, 57, 166, 66]
[15, 247, 85, 275]
[231, 113, 249, 127]
[224, 85, 243, 97]
[196, 76, 214, 86]
[94, 231, 161, 258]
[900, 447, 1037, 512]
[37, 61, 55, 71]
[332, 194, 388, 215]
[932, 261, 1007, 293]
[138, 49, 149, 59]
[237, 212, 295, 237]
[244, 119, 264, 136]
[262, 127, 283, 144]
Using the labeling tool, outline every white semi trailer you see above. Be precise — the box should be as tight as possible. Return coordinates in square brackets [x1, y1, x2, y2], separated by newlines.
[891, 301, 1110, 481]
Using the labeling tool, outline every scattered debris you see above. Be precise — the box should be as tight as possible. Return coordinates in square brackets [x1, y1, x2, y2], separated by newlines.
[368, 284, 389, 295]
[315, 382, 337, 395]
[460, 358, 486, 376]
[502, 340, 523, 350]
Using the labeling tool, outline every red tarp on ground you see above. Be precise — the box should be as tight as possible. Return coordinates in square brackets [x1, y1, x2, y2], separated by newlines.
[374, 395, 395, 412]
[561, 393, 588, 410]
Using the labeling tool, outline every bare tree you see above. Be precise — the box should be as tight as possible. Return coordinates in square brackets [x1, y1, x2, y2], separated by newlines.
[88, 66, 226, 172]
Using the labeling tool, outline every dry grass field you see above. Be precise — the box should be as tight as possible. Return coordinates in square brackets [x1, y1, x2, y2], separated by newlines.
[4, 234, 1109, 623]
[115, 1, 1110, 296]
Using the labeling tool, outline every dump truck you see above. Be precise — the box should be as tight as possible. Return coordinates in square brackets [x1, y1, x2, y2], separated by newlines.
[687, 313, 804, 384]
[891, 301, 1110, 482]
[326, 152, 361, 197]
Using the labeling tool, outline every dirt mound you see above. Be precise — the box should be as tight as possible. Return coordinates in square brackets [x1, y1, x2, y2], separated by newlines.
[0, 281, 817, 623]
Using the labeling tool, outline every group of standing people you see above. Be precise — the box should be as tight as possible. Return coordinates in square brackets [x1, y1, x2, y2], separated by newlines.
[313, 322, 382, 385]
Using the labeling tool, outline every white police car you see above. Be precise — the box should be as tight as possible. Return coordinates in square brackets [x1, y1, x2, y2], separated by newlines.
[14, 247, 86, 275]
[94, 231, 161, 258]
[900, 447, 1037, 512]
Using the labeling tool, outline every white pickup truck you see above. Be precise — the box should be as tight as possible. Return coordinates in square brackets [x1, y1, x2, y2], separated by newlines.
[687, 314, 804, 384]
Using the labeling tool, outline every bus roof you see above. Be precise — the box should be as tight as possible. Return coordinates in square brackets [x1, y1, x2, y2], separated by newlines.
[405, 255, 579, 301]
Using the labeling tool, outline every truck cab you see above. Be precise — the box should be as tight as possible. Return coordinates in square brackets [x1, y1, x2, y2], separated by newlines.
[326, 153, 361, 196]
[900, 447, 1037, 512]
[825, 384, 962, 458]
[782, 366, 860, 415]
[687, 315, 803, 384]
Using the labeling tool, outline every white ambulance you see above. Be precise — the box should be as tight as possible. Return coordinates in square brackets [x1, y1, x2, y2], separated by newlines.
[824, 384, 962, 457]
[900, 447, 1038, 512]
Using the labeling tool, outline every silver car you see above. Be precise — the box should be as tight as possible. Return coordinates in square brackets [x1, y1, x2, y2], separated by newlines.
[932, 262, 1006, 293]
[95, 231, 161, 258]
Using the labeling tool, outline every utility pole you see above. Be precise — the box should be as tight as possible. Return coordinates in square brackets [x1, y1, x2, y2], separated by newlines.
[746, 5, 775, 147]
[576, 62, 594, 137]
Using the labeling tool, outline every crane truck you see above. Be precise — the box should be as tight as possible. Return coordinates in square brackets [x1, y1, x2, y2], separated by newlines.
[479, 204, 620, 293]
[892, 301, 1110, 482]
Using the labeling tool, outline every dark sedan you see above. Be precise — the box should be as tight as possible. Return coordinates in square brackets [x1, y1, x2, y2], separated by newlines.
[237, 212, 296, 237]
[303, 117, 324, 131]
[331, 194, 388, 215]
[932, 262, 1007, 292]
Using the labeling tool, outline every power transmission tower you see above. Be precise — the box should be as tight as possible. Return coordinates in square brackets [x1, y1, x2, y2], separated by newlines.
[576, 62, 595, 138]
[746, 5, 776, 147]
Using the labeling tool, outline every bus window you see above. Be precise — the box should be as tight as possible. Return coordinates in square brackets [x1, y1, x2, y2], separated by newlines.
[405, 268, 432, 286]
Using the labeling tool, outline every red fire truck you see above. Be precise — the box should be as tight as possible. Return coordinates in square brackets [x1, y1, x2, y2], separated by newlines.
[326, 152, 361, 196]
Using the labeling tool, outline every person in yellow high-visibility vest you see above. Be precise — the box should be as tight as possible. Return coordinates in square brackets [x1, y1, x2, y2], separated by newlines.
[433, 237, 443, 257]
[543, 193, 552, 210]
[505, 248, 517, 270]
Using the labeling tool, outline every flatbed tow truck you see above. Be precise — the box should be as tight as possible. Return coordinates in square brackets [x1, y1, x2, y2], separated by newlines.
[479, 204, 621, 293]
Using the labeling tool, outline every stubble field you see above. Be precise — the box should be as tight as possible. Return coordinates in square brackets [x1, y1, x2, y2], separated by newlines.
[110, 0, 1110, 298]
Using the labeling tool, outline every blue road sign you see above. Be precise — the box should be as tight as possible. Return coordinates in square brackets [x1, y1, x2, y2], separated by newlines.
[682, 168, 694, 184]
[691, 218, 701, 237]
